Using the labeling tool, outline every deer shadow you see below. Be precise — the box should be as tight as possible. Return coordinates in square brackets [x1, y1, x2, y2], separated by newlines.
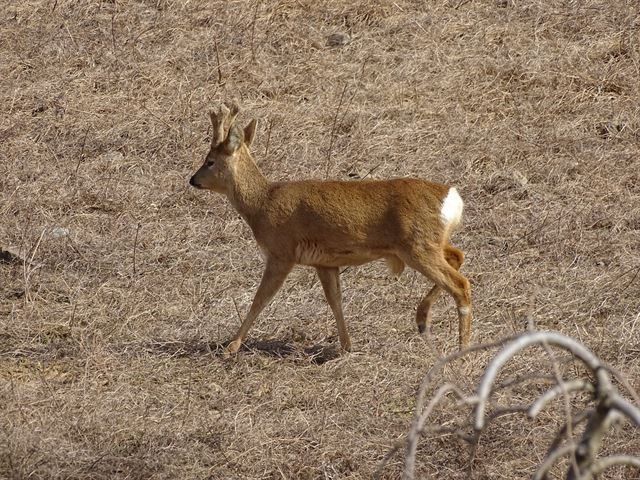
[144, 338, 341, 365]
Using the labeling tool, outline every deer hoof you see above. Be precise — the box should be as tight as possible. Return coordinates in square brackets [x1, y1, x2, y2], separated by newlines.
[223, 339, 242, 357]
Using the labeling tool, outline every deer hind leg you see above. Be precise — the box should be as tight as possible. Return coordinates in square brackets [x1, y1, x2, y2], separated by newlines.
[224, 258, 293, 356]
[401, 246, 471, 348]
[316, 266, 351, 352]
[415, 245, 465, 336]
[385, 255, 405, 279]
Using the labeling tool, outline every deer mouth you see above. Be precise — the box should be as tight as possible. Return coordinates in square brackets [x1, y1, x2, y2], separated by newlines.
[189, 176, 203, 189]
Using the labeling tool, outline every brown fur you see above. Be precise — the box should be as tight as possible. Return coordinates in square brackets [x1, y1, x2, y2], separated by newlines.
[189, 103, 472, 355]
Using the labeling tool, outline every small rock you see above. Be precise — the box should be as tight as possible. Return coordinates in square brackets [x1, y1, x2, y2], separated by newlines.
[327, 32, 350, 47]
[50, 227, 71, 238]
[102, 151, 124, 162]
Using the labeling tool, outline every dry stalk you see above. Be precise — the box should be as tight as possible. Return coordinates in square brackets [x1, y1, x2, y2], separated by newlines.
[22, 229, 46, 303]
[213, 35, 224, 85]
[250, 0, 261, 63]
[132, 222, 141, 276]
[324, 83, 348, 179]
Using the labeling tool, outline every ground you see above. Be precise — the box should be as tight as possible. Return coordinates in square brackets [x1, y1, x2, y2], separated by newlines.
[1, 0, 639, 478]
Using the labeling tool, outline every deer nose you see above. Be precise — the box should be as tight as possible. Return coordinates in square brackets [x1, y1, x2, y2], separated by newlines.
[189, 176, 200, 188]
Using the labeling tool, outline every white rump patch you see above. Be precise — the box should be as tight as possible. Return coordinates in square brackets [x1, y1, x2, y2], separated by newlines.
[440, 187, 464, 228]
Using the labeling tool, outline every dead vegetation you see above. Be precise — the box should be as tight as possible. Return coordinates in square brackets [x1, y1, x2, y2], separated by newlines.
[375, 330, 640, 479]
[1, 0, 639, 478]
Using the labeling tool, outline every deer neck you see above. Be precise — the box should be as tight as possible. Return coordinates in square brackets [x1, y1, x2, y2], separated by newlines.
[227, 156, 269, 222]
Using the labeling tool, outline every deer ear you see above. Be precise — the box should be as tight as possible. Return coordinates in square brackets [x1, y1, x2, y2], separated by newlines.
[244, 119, 258, 147]
[223, 124, 244, 154]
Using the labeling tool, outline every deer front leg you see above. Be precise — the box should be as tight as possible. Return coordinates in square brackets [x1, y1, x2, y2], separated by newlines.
[316, 266, 351, 352]
[224, 258, 293, 356]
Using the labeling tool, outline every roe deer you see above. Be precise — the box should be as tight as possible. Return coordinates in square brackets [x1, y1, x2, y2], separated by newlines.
[189, 102, 472, 355]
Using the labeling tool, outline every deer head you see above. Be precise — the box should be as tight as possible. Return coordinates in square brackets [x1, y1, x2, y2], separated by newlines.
[189, 102, 258, 194]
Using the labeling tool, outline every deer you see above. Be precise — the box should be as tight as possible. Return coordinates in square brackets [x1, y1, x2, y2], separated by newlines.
[189, 102, 472, 356]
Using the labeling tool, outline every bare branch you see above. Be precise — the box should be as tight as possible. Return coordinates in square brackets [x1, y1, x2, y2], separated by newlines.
[474, 332, 605, 431]
[404, 383, 474, 480]
[586, 455, 640, 476]
[609, 393, 640, 425]
[532, 443, 576, 480]
[493, 373, 557, 393]
[528, 379, 595, 419]
[540, 338, 579, 472]
[415, 334, 520, 414]
[568, 408, 621, 480]
[420, 425, 474, 443]
[486, 404, 530, 422]
[544, 410, 591, 456]
[388, 331, 640, 480]
[372, 439, 404, 480]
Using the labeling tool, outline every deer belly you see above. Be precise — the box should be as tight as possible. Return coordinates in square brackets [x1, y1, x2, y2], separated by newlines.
[294, 241, 380, 267]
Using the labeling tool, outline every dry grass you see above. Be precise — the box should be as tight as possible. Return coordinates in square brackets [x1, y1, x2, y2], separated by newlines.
[1, 0, 639, 478]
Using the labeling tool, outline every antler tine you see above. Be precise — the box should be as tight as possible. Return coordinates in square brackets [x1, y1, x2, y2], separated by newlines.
[209, 108, 219, 146]
[225, 100, 240, 127]
[209, 103, 231, 146]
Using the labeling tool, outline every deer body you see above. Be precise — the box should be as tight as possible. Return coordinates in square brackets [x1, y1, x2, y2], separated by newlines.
[190, 103, 472, 355]
[248, 179, 449, 266]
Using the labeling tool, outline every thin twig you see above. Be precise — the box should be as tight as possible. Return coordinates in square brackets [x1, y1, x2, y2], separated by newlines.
[231, 297, 243, 325]
[23, 229, 46, 303]
[540, 340, 579, 474]
[415, 334, 520, 416]
[110, 8, 118, 52]
[75, 126, 90, 175]
[250, 0, 261, 63]
[587, 455, 640, 476]
[264, 117, 274, 157]
[466, 429, 481, 480]
[602, 363, 640, 406]
[132, 222, 141, 275]
[373, 439, 404, 480]
[533, 443, 577, 480]
[528, 379, 594, 418]
[180, 370, 193, 428]
[492, 373, 557, 393]
[608, 395, 640, 425]
[213, 36, 224, 85]
[545, 410, 591, 458]
[399, 334, 521, 480]
[404, 383, 474, 479]
[325, 83, 348, 179]
[474, 331, 605, 430]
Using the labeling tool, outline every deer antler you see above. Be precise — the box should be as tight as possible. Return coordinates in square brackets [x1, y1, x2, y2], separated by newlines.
[209, 101, 240, 147]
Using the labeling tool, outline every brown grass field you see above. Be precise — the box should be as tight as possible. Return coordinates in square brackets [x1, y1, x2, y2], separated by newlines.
[1, 0, 639, 478]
